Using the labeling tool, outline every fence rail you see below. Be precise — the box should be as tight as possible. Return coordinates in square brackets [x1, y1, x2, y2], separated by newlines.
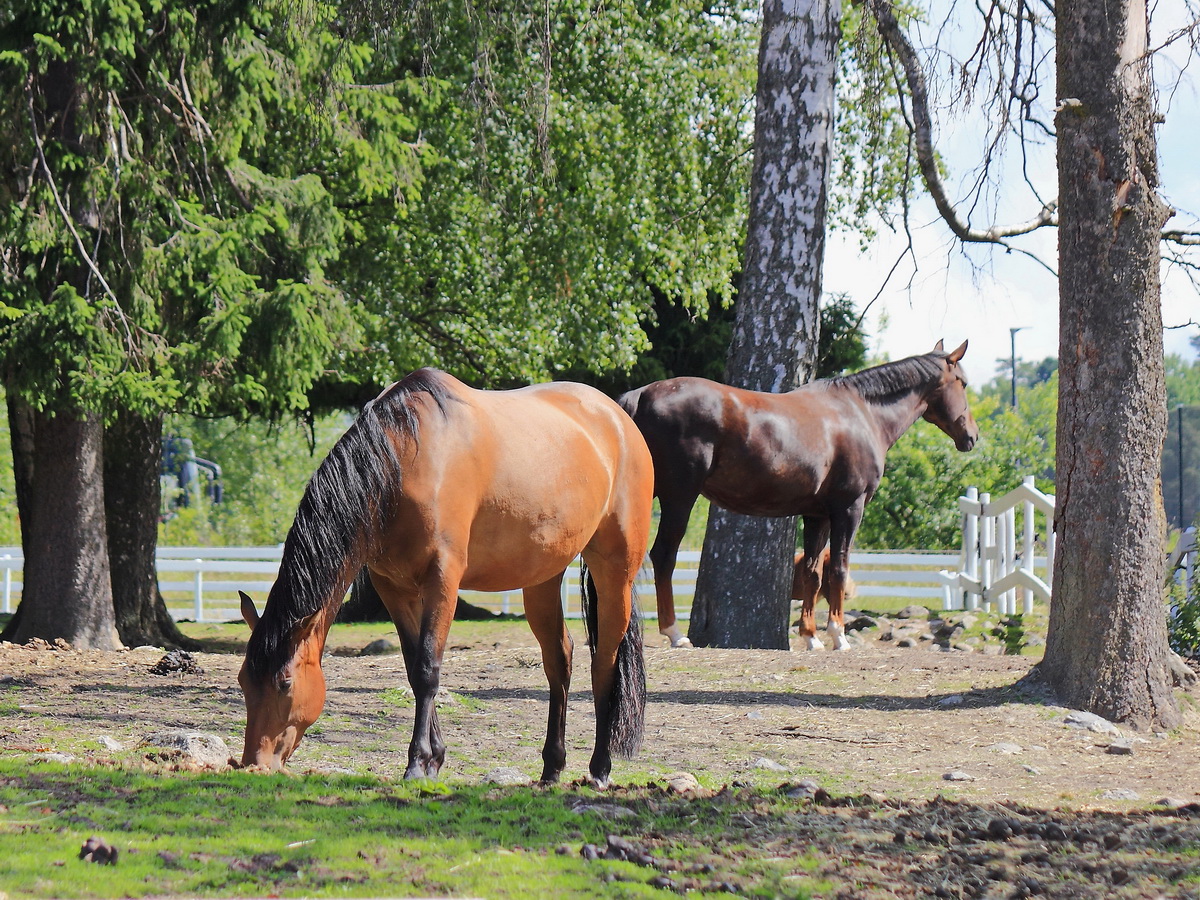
[0, 545, 960, 624]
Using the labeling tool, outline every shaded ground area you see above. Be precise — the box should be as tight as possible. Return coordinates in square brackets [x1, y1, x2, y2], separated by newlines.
[1, 617, 1198, 897]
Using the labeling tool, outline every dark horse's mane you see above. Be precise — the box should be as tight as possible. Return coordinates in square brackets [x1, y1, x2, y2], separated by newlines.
[826, 351, 949, 405]
[246, 368, 457, 678]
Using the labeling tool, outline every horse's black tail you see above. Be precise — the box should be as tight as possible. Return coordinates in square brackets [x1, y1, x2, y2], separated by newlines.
[580, 560, 646, 759]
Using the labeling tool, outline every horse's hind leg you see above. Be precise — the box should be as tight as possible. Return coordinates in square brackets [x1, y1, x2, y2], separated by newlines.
[825, 502, 864, 651]
[580, 545, 647, 789]
[523, 573, 572, 783]
[796, 517, 830, 651]
[648, 490, 700, 648]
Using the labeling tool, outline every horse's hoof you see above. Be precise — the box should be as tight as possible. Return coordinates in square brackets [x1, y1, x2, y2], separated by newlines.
[670, 636, 693, 649]
[802, 637, 825, 651]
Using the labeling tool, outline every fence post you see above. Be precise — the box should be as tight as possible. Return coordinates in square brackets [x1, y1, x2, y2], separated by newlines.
[193, 562, 204, 623]
[963, 487, 979, 611]
[1021, 476, 1036, 614]
[979, 492, 993, 611]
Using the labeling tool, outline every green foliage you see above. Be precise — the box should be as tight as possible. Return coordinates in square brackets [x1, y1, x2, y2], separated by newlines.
[1167, 584, 1200, 658]
[0, 0, 423, 420]
[337, 0, 759, 386]
[830, 1, 922, 245]
[1167, 562, 1200, 658]
[158, 411, 349, 546]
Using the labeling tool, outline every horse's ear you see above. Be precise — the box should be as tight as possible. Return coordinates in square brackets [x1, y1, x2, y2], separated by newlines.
[933, 339, 945, 353]
[947, 340, 968, 364]
[240, 591, 260, 630]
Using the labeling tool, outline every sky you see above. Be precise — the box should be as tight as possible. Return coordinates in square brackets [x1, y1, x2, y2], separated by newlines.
[821, 4, 1200, 386]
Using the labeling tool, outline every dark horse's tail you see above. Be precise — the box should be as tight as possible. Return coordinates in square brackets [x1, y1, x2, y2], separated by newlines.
[580, 560, 646, 758]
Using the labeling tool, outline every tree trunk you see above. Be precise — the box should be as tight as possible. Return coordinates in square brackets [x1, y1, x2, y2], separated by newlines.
[337, 567, 389, 623]
[688, 0, 837, 648]
[0, 396, 37, 638]
[1039, 0, 1179, 728]
[104, 409, 199, 649]
[6, 408, 121, 649]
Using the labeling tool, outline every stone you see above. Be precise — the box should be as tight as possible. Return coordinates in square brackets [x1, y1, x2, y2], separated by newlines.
[1106, 738, 1135, 755]
[97, 736, 124, 752]
[572, 802, 637, 820]
[665, 771, 701, 794]
[943, 770, 976, 782]
[142, 730, 231, 768]
[360, 639, 399, 656]
[896, 605, 931, 620]
[939, 695, 965, 707]
[783, 779, 822, 800]
[33, 752, 76, 764]
[1154, 797, 1188, 809]
[752, 757, 787, 772]
[483, 766, 530, 786]
[1063, 710, 1119, 735]
[1100, 788, 1140, 802]
[987, 742, 1022, 755]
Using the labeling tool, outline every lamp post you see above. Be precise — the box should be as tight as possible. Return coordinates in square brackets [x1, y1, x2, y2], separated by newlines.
[1009, 327, 1027, 409]
[1179, 404, 1186, 528]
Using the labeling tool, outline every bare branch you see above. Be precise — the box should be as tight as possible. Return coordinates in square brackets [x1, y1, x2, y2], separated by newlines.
[864, 0, 1058, 244]
[1164, 230, 1200, 246]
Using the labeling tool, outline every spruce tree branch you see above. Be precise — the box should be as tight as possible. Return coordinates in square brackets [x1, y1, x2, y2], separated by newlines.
[863, 0, 1058, 244]
[25, 82, 134, 352]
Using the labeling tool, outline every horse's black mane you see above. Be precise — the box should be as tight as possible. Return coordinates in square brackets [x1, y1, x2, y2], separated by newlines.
[827, 352, 948, 404]
[246, 368, 457, 678]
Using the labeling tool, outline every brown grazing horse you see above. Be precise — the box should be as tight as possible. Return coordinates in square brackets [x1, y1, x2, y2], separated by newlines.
[619, 341, 978, 650]
[238, 368, 653, 787]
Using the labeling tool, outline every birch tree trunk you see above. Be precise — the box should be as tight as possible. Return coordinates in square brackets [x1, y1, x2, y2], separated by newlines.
[1040, 0, 1179, 728]
[687, 0, 838, 648]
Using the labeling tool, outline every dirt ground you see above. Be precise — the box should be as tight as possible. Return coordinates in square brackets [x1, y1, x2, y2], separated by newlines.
[2, 617, 1200, 897]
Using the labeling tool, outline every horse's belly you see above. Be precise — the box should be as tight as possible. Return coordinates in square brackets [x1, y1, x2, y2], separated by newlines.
[458, 501, 601, 592]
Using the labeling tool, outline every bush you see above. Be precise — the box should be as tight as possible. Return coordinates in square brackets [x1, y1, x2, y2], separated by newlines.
[1167, 575, 1200, 659]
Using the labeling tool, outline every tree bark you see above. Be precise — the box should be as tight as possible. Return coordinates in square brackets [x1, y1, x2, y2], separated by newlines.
[1039, 0, 1179, 728]
[104, 409, 199, 649]
[688, 0, 837, 648]
[5, 408, 121, 649]
[0, 396, 37, 638]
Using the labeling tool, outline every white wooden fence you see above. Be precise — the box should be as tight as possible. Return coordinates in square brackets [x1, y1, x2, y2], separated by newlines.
[1168, 528, 1197, 595]
[937, 476, 1056, 615]
[0, 546, 956, 624]
[5, 480, 1194, 625]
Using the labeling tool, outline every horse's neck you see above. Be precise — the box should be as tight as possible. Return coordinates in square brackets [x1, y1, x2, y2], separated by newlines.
[867, 390, 929, 449]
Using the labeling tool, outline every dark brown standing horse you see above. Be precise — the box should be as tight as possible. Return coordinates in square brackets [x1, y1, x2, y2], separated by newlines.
[238, 368, 654, 786]
[619, 341, 978, 649]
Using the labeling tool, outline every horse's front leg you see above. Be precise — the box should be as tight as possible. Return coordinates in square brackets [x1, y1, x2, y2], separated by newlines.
[375, 568, 458, 779]
[825, 503, 864, 651]
[523, 574, 572, 783]
[795, 517, 830, 651]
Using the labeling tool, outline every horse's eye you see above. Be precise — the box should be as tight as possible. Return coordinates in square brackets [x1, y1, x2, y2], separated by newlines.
[277, 676, 293, 693]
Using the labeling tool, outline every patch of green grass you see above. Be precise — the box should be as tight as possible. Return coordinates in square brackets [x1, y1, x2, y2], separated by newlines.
[378, 687, 413, 710]
[0, 691, 20, 716]
[0, 760, 843, 898]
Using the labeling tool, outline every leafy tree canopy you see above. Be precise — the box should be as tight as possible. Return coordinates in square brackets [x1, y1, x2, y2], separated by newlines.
[0, 0, 424, 420]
